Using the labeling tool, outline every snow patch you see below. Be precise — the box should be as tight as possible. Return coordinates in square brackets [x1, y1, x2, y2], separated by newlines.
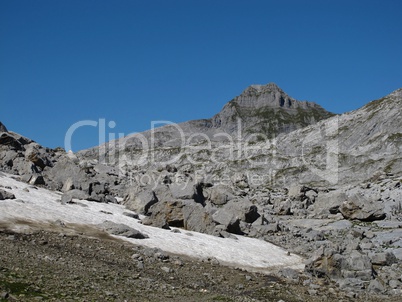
[0, 173, 304, 273]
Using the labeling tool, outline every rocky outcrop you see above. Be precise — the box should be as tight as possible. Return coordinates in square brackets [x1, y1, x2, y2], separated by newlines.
[0, 121, 7, 133]
[0, 188, 15, 200]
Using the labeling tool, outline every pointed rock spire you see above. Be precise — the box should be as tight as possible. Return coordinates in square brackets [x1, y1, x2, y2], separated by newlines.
[0, 121, 8, 133]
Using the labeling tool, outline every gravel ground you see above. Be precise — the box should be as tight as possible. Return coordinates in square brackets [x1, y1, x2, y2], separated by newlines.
[0, 222, 396, 302]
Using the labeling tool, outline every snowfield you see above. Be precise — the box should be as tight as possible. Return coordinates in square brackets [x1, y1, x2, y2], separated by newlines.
[0, 172, 304, 273]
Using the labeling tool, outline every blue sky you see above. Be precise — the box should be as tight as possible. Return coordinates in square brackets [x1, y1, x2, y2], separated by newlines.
[1, 0, 401, 151]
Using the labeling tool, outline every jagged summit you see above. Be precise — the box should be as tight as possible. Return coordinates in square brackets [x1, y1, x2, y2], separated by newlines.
[234, 83, 322, 110]
[0, 121, 8, 133]
[248, 82, 283, 92]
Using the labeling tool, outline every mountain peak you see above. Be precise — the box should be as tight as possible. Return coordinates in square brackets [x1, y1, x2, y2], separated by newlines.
[210, 83, 334, 137]
[241, 82, 284, 96]
[248, 82, 282, 92]
[235, 83, 320, 110]
[0, 121, 8, 133]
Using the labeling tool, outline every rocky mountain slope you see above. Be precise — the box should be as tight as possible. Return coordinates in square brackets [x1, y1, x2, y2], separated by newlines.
[1, 84, 402, 298]
[80, 83, 333, 161]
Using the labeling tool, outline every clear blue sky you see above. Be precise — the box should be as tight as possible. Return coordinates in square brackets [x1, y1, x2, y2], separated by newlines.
[1, 0, 401, 151]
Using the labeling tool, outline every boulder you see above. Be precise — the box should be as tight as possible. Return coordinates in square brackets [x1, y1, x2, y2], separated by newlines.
[278, 268, 300, 283]
[367, 279, 385, 294]
[22, 174, 46, 185]
[97, 221, 149, 239]
[0, 189, 15, 200]
[274, 199, 292, 215]
[87, 193, 106, 203]
[310, 190, 347, 216]
[211, 199, 261, 234]
[305, 242, 373, 283]
[212, 209, 242, 235]
[182, 202, 216, 234]
[0, 132, 23, 150]
[104, 195, 118, 204]
[124, 187, 158, 214]
[143, 200, 185, 228]
[341, 250, 373, 281]
[61, 193, 73, 205]
[61, 189, 89, 201]
[209, 184, 235, 206]
[42, 156, 90, 192]
[340, 194, 386, 221]
[169, 182, 195, 200]
[305, 247, 342, 279]
[212, 225, 238, 239]
[369, 252, 397, 266]
[249, 223, 279, 236]
[244, 205, 260, 223]
[89, 181, 109, 195]
[0, 150, 17, 169]
[25, 143, 50, 170]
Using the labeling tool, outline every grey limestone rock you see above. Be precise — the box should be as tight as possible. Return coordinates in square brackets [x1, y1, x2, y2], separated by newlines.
[0, 189, 15, 200]
[97, 220, 149, 239]
[369, 252, 397, 266]
[124, 186, 159, 214]
[208, 184, 235, 205]
[182, 202, 216, 234]
[143, 200, 185, 228]
[340, 194, 386, 221]
[0, 121, 8, 133]
[60, 189, 89, 204]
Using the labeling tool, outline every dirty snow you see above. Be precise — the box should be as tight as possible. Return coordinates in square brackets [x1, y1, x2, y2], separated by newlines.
[0, 173, 304, 273]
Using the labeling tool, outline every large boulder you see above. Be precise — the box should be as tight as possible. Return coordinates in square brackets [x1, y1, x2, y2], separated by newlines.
[169, 182, 195, 200]
[305, 248, 373, 282]
[341, 250, 373, 281]
[142, 200, 185, 228]
[25, 143, 51, 170]
[212, 209, 242, 234]
[340, 194, 386, 221]
[42, 156, 89, 191]
[305, 246, 343, 279]
[0, 132, 26, 151]
[182, 202, 216, 234]
[308, 190, 347, 217]
[0, 150, 18, 171]
[212, 199, 261, 234]
[124, 186, 159, 214]
[208, 184, 235, 206]
[369, 252, 397, 266]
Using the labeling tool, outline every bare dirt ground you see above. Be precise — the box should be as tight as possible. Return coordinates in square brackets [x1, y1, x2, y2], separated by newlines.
[0, 221, 397, 302]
